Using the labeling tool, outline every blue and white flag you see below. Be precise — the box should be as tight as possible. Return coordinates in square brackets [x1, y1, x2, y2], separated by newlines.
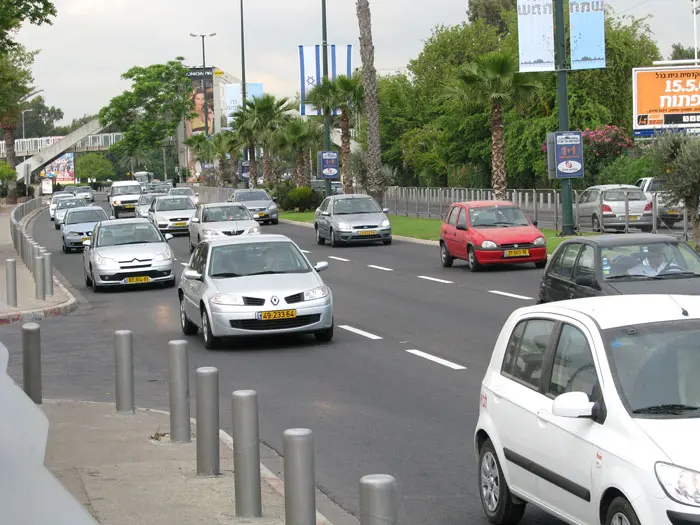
[298, 44, 353, 116]
[569, 0, 606, 70]
[516, 0, 555, 72]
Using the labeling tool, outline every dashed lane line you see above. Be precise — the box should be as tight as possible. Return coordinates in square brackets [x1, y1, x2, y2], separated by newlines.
[488, 290, 534, 301]
[406, 349, 466, 370]
[367, 264, 393, 272]
[301, 250, 311, 253]
[417, 275, 453, 284]
[338, 325, 383, 340]
[329, 256, 350, 262]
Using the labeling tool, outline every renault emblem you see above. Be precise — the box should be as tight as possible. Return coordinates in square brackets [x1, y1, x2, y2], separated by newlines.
[271, 296, 279, 305]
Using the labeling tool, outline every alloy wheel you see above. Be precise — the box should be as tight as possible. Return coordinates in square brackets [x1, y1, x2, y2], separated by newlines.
[610, 513, 632, 525]
[202, 310, 209, 344]
[480, 451, 500, 513]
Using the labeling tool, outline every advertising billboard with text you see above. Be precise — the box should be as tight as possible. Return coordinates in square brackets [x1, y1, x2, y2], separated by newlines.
[633, 66, 700, 137]
[185, 67, 216, 181]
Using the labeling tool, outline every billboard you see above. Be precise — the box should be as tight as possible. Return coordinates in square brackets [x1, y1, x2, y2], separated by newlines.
[224, 83, 264, 128]
[44, 152, 74, 184]
[633, 67, 700, 137]
[516, 0, 555, 72]
[184, 67, 216, 181]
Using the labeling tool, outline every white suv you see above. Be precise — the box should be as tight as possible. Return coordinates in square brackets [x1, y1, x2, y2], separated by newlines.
[475, 295, 700, 525]
[109, 181, 142, 218]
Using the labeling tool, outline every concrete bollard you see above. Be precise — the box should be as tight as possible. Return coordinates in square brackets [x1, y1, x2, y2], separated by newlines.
[6, 258, 17, 307]
[283, 428, 316, 525]
[43, 251, 53, 297]
[22, 322, 42, 404]
[360, 474, 398, 525]
[34, 255, 45, 300]
[114, 330, 134, 413]
[232, 390, 262, 517]
[168, 340, 190, 443]
[196, 366, 220, 476]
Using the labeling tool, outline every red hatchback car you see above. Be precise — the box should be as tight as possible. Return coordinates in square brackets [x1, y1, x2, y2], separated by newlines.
[439, 200, 548, 271]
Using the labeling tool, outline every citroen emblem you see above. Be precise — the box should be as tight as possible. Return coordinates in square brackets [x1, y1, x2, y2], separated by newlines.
[271, 296, 279, 305]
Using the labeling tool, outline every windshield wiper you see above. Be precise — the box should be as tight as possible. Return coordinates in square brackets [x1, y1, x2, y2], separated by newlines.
[246, 270, 286, 276]
[657, 271, 700, 279]
[606, 274, 661, 280]
[112, 241, 156, 246]
[633, 404, 700, 415]
[210, 272, 241, 278]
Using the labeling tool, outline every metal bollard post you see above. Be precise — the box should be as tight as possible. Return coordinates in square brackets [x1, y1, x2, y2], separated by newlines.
[114, 330, 134, 413]
[34, 254, 45, 300]
[232, 390, 262, 517]
[6, 258, 17, 307]
[22, 322, 42, 404]
[360, 474, 398, 525]
[168, 340, 191, 443]
[196, 366, 220, 476]
[43, 251, 53, 296]
[283, 428, 316, 525]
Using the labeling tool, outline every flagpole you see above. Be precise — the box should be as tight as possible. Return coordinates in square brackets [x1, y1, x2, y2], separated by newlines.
[321, 0, 332, 198]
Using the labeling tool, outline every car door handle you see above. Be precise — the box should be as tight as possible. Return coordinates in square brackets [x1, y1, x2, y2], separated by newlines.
[536, 409, 553, 424]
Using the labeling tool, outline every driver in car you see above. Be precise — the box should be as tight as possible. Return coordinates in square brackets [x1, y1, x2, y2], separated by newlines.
[626, 244, 671, 277]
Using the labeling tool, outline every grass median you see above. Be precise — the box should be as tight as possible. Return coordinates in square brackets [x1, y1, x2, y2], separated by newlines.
[279, 211, 590, 253]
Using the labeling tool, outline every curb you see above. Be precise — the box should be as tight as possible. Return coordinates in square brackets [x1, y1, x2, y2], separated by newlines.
[43, 399, 335, 525]
[279, 218, 440, 246]
[0, 204, 79, 325]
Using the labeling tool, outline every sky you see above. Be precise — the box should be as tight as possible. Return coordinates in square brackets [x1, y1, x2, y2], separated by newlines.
[16, 0, 689, 126]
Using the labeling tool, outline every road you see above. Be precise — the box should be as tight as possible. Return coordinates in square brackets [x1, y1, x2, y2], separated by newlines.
[0, 196, 565, 525]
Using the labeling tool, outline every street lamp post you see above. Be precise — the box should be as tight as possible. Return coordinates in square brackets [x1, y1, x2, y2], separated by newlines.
[321, 0, 332, 197]
[21, 109, 33, 140]
[190, 32, 216, 137]
[240, 0, 250, 187]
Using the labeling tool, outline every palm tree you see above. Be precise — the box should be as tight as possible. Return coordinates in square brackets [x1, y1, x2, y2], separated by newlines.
[302, 118, 323, 185]
[117, 149, 151, 178]
[210, 131, 244, 185]
[231, 103, 259, 187]
[185, 134, 216, 184]
[444, 50, 542, 199]
[277, 118, 308, 186]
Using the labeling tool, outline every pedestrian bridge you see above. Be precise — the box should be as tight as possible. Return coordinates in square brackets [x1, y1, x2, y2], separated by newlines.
[0, 133, 124, 159]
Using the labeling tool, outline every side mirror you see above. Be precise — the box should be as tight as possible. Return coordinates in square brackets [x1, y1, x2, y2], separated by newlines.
[321, 211, 330, 217]
[195, 192, 199, 196]
[272, 197, 278, 203]
[164, 233, 174, 241]
[109, 215, 115, 220]
[182, 269, 202, 281]
[532, 220, 538, 227]
[82, 239, 91, 247]
[575, 275, 598, 289]
[382, 208, 390, 213]
[191, 217, 200, 223]
[456, 224, 467, 231]
[314, 261, 329, 272]
[551, 391, 596, 419]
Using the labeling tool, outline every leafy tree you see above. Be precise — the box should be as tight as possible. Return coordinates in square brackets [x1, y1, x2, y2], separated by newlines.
[54, 114, 99, 135]
[467, 0, 516, 33]
[0, 0, 56, 52]
[75, 152, 115, 182]
[19, 95, 63, 138]
[670, 43, 694, 60]
[276, 118, 308, 186]
[99, 58, 192, 159]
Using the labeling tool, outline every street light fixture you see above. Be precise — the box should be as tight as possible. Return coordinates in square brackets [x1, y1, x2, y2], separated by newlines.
[21, 109, 33, 140]
[189, 32, 217, 137]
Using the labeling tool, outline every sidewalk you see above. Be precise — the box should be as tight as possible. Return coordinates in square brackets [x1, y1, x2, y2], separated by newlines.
[43, 400, 286, 525]
[0, 204, 76, 323]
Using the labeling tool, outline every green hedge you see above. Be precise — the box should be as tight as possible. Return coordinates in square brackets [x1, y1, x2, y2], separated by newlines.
[281, 186, 324, 212]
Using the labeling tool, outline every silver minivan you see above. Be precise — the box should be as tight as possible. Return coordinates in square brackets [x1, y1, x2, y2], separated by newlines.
[577, 184, 653, 232]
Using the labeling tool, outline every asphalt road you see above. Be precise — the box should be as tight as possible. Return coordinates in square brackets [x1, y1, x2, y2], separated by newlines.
[0, 196, 566, 525]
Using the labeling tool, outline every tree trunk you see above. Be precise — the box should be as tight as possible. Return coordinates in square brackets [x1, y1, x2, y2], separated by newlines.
[248, 142, 257, 187]
[690, 202, 700, 253]
[303, 150, 312, 186]
[4, 126, 18, 204]
[295, 150, 304, 186]
[339, 111, 354, 194]
[262, 148, 272, 185]
[490, 102, 507, 200]
[356, 0, 383, 204]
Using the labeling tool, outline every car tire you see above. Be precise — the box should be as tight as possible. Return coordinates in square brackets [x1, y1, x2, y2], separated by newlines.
[329, 228, 338, 248]
[201, 307, 219, 349]
[84, 269, 93, 287]
[189, 242, 195, 253]
[180, 298, 198, 336]
[382, 237, 392, 245]
[90, 268, 103, 293]
[272, 218, 279, 225]
[478, 438, 526, 525]
[315, 321, 334, 343]
[604, 497, 641, 525]
[315, 226, 325, 245]
[467, 247, 481, 272]
[62, 243, 68, 254]
[535, 259, 547, 269]
[592, 214, 601, 233]
[54, 223, 60, 230]
[640, 226, 652, 233]
[163, 278, 175, 288]
[440, 241, 454, 268]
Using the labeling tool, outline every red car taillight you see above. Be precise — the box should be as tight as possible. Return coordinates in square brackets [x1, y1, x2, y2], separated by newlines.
[602, 204, 612, 213]
[644, 201, 653, 211]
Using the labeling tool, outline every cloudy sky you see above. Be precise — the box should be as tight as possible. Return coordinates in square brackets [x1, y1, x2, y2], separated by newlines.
[16, 0, 688, 126]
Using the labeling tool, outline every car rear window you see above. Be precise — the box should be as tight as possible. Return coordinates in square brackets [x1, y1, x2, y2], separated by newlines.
[603, 190, 645, 201]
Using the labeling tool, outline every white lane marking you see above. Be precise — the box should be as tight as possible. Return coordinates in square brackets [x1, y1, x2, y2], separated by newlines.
[301, 249, 311, 253]
[417, 275, 453, 284]
[406, 349, 466, 370]
[181, 262, 188, 266]
[367, 264, 393, 272]
[488, 290, 534, 301]
[339, 325, 383, 340]
[329, 256, 350, 262]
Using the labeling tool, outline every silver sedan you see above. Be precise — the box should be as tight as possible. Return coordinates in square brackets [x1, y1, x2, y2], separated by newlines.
[82, 218, 175, 291]
[54, 198, 89, 229]
[178, 234, 333, 349]
[148, 196, 197, 235]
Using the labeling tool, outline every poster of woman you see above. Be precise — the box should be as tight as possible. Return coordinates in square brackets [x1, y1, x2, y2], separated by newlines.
[184, 72, 216, 182]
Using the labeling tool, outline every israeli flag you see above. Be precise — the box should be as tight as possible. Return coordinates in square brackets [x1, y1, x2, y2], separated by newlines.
[298, 44, 353, 116]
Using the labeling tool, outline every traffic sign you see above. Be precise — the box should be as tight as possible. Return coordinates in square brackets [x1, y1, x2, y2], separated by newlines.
[547, 131, 584, 179]
[317, 151, 339, 180]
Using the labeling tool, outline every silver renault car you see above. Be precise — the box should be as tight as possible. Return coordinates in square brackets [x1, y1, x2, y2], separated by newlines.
[82, 218, 175, 291]
[147, 195, 197, 235]
[228, 189, 279, 225]
[188, 202, 261, 252]
[314, 194, 392, 246]
[178, 234, 333, 349]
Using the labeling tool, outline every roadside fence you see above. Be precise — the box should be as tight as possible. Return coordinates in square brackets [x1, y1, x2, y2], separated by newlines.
[8, 198, 54, 305]
[18, 325, 399, 525]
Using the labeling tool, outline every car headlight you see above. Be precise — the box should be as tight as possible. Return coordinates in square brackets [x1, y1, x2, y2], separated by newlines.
[655, 462, 700, 507]
[249, 226, 261, 234]
[113, 200, 121, 205]
[269, 203, 278, 210]
[481, 240, 498, 249]
[533, 236, 546, 246]
[303, 286, 329, 301]
[67, 231, 81, 237]
[202, 229, 223, 237]
[381, 219, 390, 228]
[337, 222, 352, 231]
[210, 293, 244, 306]
[153, 250, 172, 262]
[95, 255, 118, 269]
[253, 213, 260, 219]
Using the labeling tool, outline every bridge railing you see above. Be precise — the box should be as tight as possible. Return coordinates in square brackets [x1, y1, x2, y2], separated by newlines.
[0, 133, 124, 157]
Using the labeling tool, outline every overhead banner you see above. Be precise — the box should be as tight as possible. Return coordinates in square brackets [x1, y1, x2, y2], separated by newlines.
[569, 0, 606, 70]
[516, 0, 555, 72]
[298, 44, 353, 115]
[224, 82, 264, 128]
[633, 67, 700, 137]
[44, 152, 74, 184]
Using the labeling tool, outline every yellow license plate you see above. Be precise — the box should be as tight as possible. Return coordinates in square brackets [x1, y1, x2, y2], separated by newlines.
[173, 222, 187, 227]
[258, 309, 297, 320]
[359, 230, 377, 236]
[81, 237, 88, 242]
[668, 209, 679, 215]
[629, 216, 639, 221]
[125, 276, 150, 284]
[124, 204, 135, 209]
[504, 249, 530, 257]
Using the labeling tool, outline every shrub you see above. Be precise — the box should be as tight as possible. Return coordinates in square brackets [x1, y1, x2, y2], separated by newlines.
[598, 152, 653, 185]
[282, 186, 323, 212]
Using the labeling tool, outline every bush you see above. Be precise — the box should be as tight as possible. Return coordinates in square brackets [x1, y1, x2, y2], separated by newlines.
[282, 186, 324, 212]
[598, 152, 653, 185]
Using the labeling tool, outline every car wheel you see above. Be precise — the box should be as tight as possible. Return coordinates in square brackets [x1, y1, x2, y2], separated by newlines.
[61, 243, 68, 253]
[113, 210, 119, 219]
[315, 321, 334, 343]
[329, 228, 338, 248]
[535, 259, 547, 269]
[592, 214, 601, 232]
[272, 218, 279, 225]
[189, 242, 195, 253]
[440, 241, 454, 268]
[90, 268, 102, 293]
[315, 225, 325, 245]
[84, 268, 93, 287]
[201, 307, 219, 349]
[382, 237, 392, 245]
[604, 497, 641, 525]
[467, 247, 481, 272]
[479, 438, 526, 525]
[640, 226, 652, 233]
[54, 223, 60, 230]
[180, 298, 198, 336]
[163, 278, 175, 288]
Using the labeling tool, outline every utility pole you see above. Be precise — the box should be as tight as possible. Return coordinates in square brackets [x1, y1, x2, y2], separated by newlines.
[321, 0, 332, 197]
[240, 0, 249, 187]
[555, 0, 575, 236]
[190, 33, 216, 137]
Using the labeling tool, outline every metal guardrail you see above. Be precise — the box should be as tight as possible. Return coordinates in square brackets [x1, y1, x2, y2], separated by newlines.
[0, 133, 125, 157]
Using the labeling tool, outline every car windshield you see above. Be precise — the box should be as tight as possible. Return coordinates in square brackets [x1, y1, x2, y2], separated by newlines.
[58, 199, 87, 210]
[139, 195, 156, 205]
[170, 188, 194, 196]
[76, 187, 92, 193]
[156, 197, 195, 211]
[234, 191, 270, 202]
[603, 319, 700, 417]
[97, 223, 162, 247]
[601, 242, 700, 280]
[648, 179, 666, 192]
[51, 193, 70, 203]
[66, 209, 107, 225]
[603, 189, 646, 201]
[469, 206, 530, 227]
[202, 205, 252, 222]
[112, 185, 142, 196]
[333, 197, 381, 214]
[208, 241, 311, 277]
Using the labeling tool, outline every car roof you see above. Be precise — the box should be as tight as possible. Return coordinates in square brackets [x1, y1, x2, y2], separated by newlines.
[200, 201, 246, 208]
[585, 184, 642, 190]
[111, 180, 142, 186]
[557, 233, 680, 249]
[454, 200, 516, 208]
[518, 295, 700, 330]
[328, 194, 374, 200]
[65, 206, 104, 213]
[234, 188, 269, 193]
[170, 187, 194, 191]
[206, 234, 294, 247]
[101, 218, 154, 226]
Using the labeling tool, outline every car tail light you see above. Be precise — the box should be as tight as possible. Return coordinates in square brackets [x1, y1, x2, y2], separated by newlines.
[602, 204, 613, 213]
[644, 201, 653, 211]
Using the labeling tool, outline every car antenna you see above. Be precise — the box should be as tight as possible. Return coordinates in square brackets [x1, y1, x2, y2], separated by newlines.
[669, 295, 689, 317]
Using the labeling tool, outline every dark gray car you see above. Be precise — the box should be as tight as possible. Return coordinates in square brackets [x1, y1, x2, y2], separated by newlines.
[314, 194, 392, 247]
